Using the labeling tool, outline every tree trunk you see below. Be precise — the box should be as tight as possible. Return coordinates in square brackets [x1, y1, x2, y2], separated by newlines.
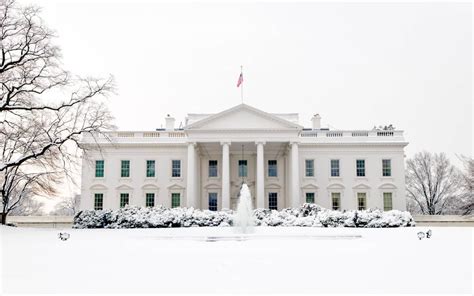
[1, 212, 7, 225]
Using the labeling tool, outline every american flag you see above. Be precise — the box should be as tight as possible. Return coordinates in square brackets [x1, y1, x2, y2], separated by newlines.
[237, 72, 243, 87]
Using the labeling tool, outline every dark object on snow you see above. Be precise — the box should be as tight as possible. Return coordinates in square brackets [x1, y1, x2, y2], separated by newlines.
[426, 229, 432, 238]
[417, 231, 425, 240]
[58, 232, 70, 241]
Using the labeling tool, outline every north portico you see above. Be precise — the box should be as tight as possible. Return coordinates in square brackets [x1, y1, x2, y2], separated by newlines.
[79, 103, 408, 212]
[184, 104, 304, 210]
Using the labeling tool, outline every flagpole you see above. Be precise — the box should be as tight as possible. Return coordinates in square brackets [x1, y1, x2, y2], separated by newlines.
[240, 65, 243, 104]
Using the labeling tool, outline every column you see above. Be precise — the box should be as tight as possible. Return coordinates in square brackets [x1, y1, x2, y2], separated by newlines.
[256, 141, 265, 209]
[221, 142, 230, 209]
[290, 142, 300, 208]
[186, 142, 196, 208]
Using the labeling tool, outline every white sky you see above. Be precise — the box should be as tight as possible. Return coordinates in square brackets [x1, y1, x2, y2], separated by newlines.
[17, 0, 472, 209]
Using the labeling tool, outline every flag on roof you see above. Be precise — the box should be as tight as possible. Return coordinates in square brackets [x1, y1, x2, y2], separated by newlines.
[237, 72, 243, 87]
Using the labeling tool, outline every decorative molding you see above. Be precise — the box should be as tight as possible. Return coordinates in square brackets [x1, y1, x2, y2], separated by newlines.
[90, 184, 108, 190]
[352, 183, 371, 190]
[115, 184, 134, 190]
[302, 183, 319, 190]
[167, 183, 185, 190]
[141, 184, 160, 190]
[185, 104, 303, 130]
[327, 183, 345, 190]
[265, 183, 281, 189]
[378, 182, 397, 189]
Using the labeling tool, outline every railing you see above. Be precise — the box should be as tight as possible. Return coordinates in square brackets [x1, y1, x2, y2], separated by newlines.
[377, 131, 394, 137]
[352, 131, 368, 137]
[300, 130, 404, 140]
[111, 131, 186, 138]
[81, 130, 187, 144]
[326, 132, 343, 137]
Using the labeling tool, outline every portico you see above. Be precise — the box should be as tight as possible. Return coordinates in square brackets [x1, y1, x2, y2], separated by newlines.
[185, 140, 300, 210]
[184, 104, 303, 210]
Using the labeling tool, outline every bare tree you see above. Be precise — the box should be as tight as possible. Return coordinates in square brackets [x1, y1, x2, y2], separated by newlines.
[0, 0, 114, 224]
[50, 194, 79, 216]
[457, 155, 473, 215]
[406, 151, 463, 215]
[9, 193, 44, 216]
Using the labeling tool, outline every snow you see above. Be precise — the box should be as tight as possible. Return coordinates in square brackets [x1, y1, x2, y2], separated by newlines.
[1, 226, 472, 294]
[72, 203, 416, 228]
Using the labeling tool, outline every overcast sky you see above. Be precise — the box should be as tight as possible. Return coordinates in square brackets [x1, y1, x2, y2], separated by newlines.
[19, 0, 472, 208]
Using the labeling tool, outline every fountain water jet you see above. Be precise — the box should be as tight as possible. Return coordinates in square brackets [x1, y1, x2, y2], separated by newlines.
[234, 183, 254, 233]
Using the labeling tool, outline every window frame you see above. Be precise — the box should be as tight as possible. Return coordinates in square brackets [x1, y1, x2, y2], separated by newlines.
[171, 160, 181, 178]
[268, 160, 278, 177]
[94, 193, 104, 210]
[383, 192, 393, 211]
[171, 192, 180, 208]
[357, 192, 367, 210]
[305, 192, 315, 203]
[145, 192, 155, 207]
[268, 192, 278, 210]
[121, 160, 130, 178]
[146, 160, 156, 178]
[305, 159, 315, 177]
[238, 159, 248, 178]
[208, 160, 218, 178]
[356, 159, 366, 177]
[330, 159, 340, 177]
[382, 159, 392, 177]
[120, 193, 130, 208]
[331, 192, 341, 211]
[208, 192, 218, 211]
[95, 160, 105, 178]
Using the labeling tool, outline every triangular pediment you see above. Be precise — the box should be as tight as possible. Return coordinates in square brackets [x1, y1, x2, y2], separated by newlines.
[185, 104, 302, 130]
[302, 183, 319, 190]
[353, 183, 371, 190]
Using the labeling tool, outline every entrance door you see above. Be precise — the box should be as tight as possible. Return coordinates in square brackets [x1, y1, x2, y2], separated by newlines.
[269, 192, 278, 210]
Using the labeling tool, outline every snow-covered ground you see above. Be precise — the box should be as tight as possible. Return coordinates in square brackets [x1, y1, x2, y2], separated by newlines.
[1, 226, 472, 294]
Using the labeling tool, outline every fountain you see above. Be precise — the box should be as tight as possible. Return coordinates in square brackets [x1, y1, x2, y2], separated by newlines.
[233, 183, 254, 234]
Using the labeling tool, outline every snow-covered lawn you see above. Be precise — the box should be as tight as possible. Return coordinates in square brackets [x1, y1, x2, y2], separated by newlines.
[1, 226, 472, 294]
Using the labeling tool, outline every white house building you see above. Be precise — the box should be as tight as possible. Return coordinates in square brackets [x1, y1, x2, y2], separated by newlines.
[79, 104, 408, 212]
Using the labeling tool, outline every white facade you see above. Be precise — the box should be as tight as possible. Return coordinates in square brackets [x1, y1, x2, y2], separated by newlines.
[79, 104, 408, 211]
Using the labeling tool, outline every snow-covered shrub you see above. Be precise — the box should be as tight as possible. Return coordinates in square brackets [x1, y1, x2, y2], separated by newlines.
[73, 203, 415, 229]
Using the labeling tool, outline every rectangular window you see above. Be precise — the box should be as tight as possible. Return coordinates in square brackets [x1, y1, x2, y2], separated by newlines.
[95, 160, 104, 178]
[383, 192, 393, 211]
[120, 193, 129, 208]
[357, 192, 367, 210]
[330, 159, 340, 177]
[382, 159, 392, 177]
[305, 159, 314, 177]
[268, 192, 278, 210]
[268, 160, 278, 177]
[94, 193, 103, 210]
[121, 160, 130, 178]
[146, 160, 155, 178]
[306, 192, 315, 203]
[208, 192, 218, 211]
[356, 159, 365, 177]
[331, 192, 341, 210]
[171, 193, 180, 208]
[238, 160, 248, 177]
[208, 160, 218, 177]
[146, 193, 155, 207]
[172, 160, 181, 177]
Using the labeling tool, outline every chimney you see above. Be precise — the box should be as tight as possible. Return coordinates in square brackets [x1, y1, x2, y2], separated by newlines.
[165, 114, 175, 131]
[311, 114, 321, 129]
